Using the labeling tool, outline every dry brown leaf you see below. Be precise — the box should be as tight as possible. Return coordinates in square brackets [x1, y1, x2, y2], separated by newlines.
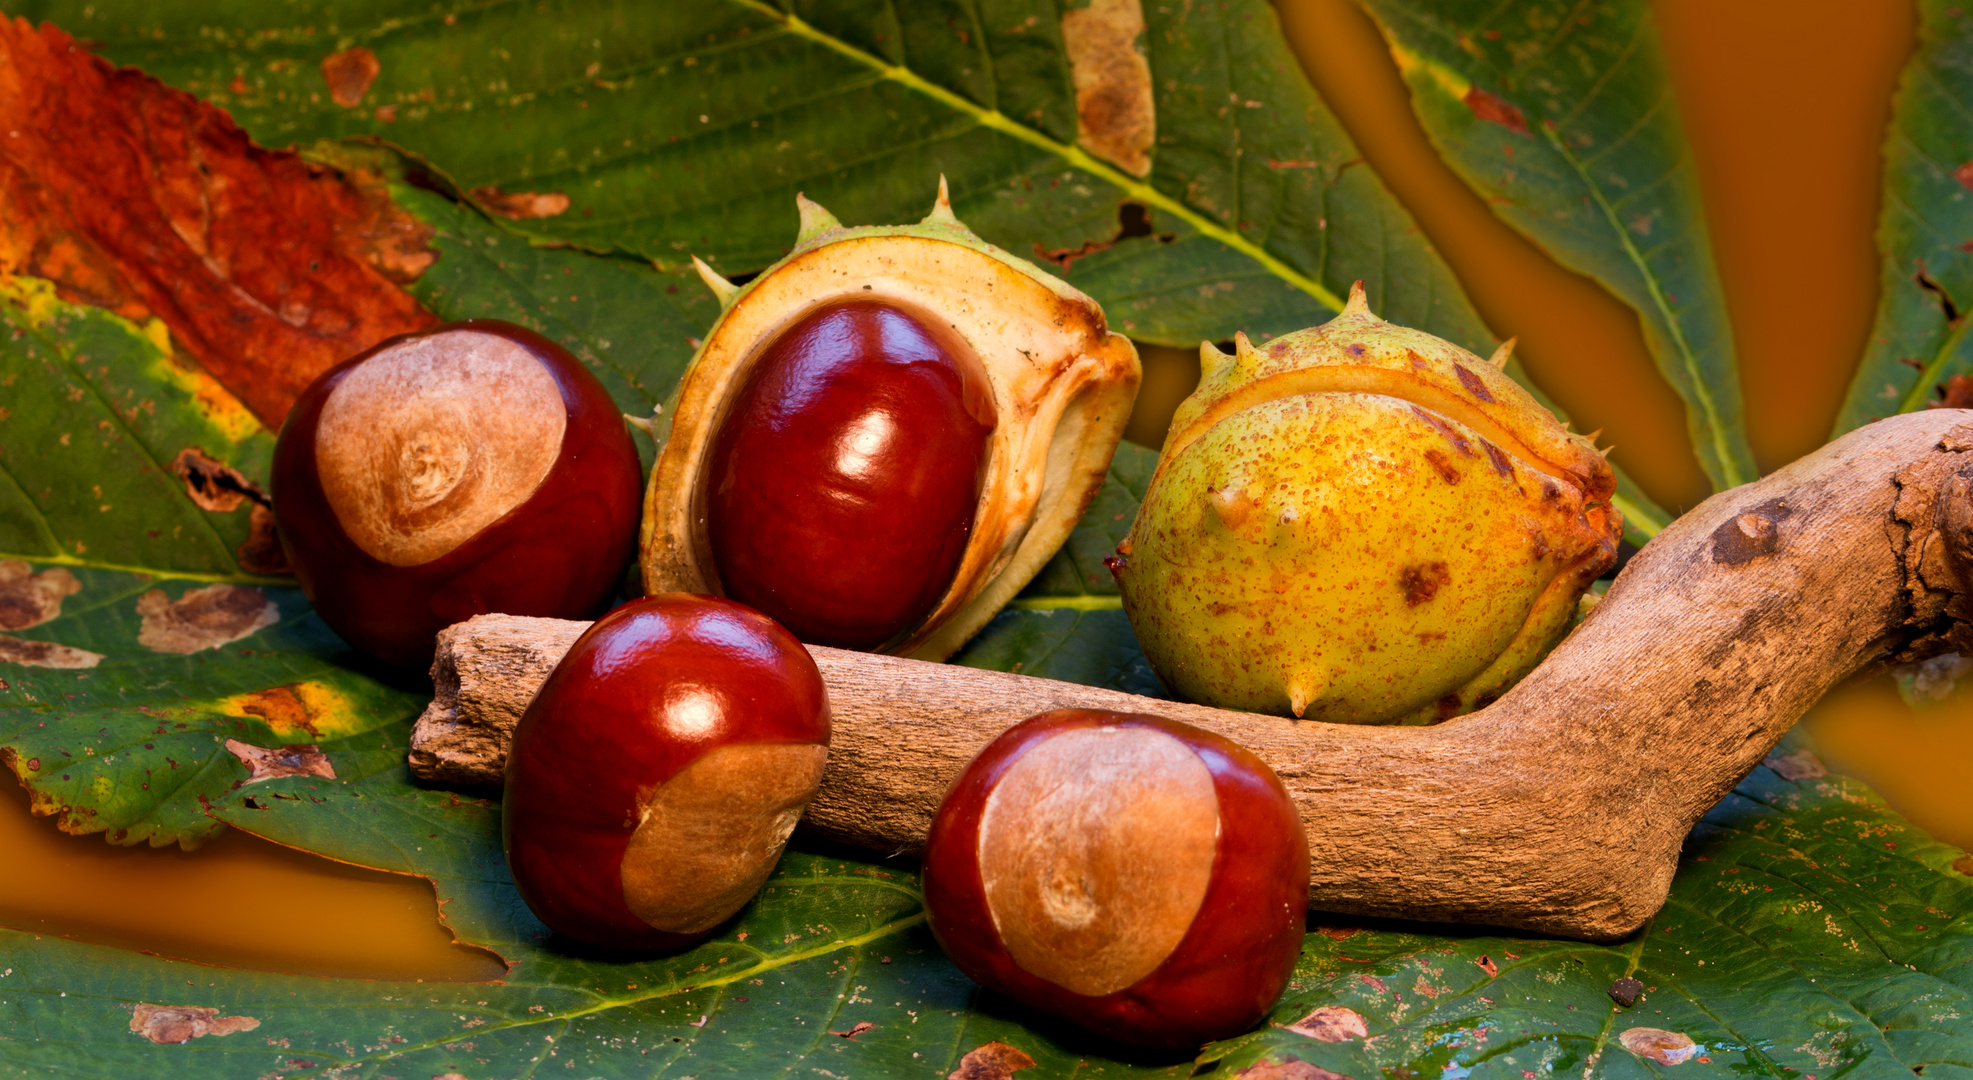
[0, 19, 437, 426]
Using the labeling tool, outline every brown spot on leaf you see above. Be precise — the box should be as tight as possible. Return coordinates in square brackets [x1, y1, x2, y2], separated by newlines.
[829, 1021, 875, 1040]
[170, 447, 266, 513]
[949, 1041, 1037, 1080]
[136, 585, 279, 654]
[1453, 363, 1496, 402]
[1954, 854, 1973, 876]
[1423, 448, 1461, 484]
[0, 20, 437, 426]
[1061, 0, 1155, 177]
[1284, 1005, 1368, 1041]
[1619, 1028, 1699, 1065]
[320, 46, 379, 108]
[1400, 561, 1451, 606]
[1763, 749, 1827, 781]
[0, 560, 80, 630]
[237, 503, 290, 575]
[1609, 976, 1646, 1007]
[129, 1002, 260, 1044]
[235, 684, 323, 737]
[1235, 1057, 1355, 1080]
[0, 634, 103, 669]
[1955, 162, 1973, 193]
[225, 738, 335, 783]
[1314, 925, 1361, 940]
[1463, 87, 1529, 135]
[470, 186, 573, 220]
[1476, 954, 1499, 977]
[1034, 202, 1158, 271]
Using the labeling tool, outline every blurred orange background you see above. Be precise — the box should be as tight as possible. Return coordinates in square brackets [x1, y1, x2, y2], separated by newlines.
[1, 0, 1964, 982]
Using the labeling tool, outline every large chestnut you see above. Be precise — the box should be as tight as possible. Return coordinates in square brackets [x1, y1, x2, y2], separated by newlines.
[502, 593, 830, 951]
[706, 298, 996, 650]
[922, 709, 1308, 1048]
[271, 320, 642, 667]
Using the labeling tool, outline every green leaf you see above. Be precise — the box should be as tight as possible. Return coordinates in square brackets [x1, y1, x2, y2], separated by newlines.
[1835, 0, 1973, 433]
[7, 731, 1968, 1077]
[1200, 750, 1973, 1080]
[48, 0, 1501, 352]
[1360, 0, 1757, 493]
[0, 276, 275, 580]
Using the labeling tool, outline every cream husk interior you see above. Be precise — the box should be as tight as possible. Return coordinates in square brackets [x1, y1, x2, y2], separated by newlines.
[643, 189, 1140, 661]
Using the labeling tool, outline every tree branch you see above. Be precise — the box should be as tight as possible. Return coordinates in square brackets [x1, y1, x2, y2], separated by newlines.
[410, 411, 1973, 940]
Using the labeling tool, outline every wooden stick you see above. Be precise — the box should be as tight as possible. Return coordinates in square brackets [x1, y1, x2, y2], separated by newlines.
[410, 411, 1973, 941]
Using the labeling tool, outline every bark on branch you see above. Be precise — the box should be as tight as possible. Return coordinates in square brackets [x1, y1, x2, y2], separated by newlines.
[410, 411, 1973, 940]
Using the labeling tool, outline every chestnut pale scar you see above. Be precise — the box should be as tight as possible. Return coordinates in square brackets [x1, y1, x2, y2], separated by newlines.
[976, 726, 1219, 997]
[620, 742, 829, 935]
[315, 331, 566, 566]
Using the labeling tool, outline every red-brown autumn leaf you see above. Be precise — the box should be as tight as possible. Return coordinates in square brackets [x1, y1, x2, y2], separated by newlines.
[0, 18, 438, 427]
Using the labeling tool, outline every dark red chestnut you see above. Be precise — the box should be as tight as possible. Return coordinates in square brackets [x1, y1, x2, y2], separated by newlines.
[502, 593, 830, 950]
[922, 709, 1308, 1048]
[704, 298, 996, 651]
[271, 320, 642, 667]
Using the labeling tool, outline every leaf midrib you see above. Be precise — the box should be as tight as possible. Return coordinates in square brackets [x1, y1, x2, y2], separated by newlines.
[721, 1, 1348, 315]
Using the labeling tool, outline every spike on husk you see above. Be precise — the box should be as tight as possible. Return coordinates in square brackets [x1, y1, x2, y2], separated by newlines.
[692, 256, 739, 310]
[795, 193, 843, 244]
[923, 175, 962, 227]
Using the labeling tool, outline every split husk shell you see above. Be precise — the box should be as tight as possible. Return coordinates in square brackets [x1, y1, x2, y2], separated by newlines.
[641, 181, 1141, 661]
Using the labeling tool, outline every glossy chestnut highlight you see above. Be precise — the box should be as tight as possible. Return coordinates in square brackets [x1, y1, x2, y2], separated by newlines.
[705, 298, 996, 650]
[502, 594, 830, 951]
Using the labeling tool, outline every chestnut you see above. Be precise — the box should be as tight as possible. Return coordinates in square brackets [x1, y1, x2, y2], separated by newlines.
[705, 298, 997, 651]
[271, 320, 642, 667]
[502, 593, 830, 951]
[922, 709, 1308, 1048]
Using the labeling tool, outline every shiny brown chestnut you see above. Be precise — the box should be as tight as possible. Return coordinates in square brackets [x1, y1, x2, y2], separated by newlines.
[706, 298, 996, 650]
[922, 709, 1308, 1048]
[271, 320, 642, 668]
[502, 593, 830, 951]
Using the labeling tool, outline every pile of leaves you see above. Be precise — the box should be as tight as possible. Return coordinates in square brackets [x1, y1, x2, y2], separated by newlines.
[1, 1, 1969, 1076]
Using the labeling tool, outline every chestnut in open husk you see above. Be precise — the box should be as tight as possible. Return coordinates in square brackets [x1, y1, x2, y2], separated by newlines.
[922, 708, 1308, 1048]
[272, 320, 642, 668]
[643, 180, 1141, 659]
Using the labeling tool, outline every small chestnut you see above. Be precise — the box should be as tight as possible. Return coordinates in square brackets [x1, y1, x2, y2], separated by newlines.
[922, 709, 1308, 1048]
[502, 593, 830, 951]
[705, 298, 997, 651]
[271, 320, 642, 667]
